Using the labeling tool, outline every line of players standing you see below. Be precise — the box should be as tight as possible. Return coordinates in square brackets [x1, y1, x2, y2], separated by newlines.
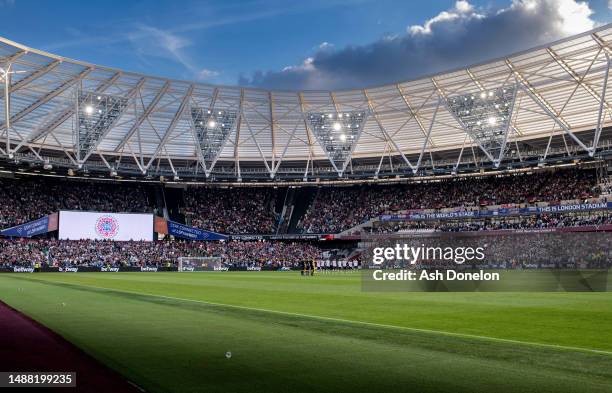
[301, 259, 360, 275]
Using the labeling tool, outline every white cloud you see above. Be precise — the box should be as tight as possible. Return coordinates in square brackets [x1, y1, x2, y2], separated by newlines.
[241, 0, 598, 90]
[409, 0, 484, 35]
[197, 69, 220, 80]
[127, 25, 220, 82]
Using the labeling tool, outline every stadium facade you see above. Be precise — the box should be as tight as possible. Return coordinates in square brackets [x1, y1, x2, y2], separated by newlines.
[1, 25, 612, 182]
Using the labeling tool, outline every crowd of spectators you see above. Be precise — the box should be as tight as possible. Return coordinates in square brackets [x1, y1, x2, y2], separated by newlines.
[299, 168, 600, 233]
[183, 188, 277, 234]
[0, 239, 320, 269]
[0, 178, 151, 228]
[370, 212, 612, 233]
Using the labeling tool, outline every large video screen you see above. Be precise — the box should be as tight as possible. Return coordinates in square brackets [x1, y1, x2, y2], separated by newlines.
[58, 211, 154, 241]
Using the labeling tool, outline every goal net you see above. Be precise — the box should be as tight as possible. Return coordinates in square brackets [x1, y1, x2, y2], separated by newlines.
[178, 256, 226, 272]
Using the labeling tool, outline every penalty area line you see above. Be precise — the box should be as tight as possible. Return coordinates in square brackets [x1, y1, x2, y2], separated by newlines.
[14, 277, 612, 357]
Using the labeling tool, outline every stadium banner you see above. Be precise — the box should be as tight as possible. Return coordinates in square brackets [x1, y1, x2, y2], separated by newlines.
[229, 234, 324, 240]
[0, 212, 58, 238]
[166, 220, 228, 241]
[58, 211, 154, 241]
[380, 202, 612, 222]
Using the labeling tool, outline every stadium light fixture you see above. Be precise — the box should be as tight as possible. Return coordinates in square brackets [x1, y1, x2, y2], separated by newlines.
[445, 85, 517, 167]
[307, 110, 368, 176]
[84, 105, 94, 115]
[208, 120, 216, 128]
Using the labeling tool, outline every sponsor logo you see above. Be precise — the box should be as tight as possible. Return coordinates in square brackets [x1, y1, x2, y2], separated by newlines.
[213, 266, 229, 271]
[59, 267, 79, 272]
[246, 266, 262, 271]
[13, 267, 34, 273]
[100, 267, 120, 272]
[279, 266, 291, 271]
[140, 266, 158, 272]
[180, 266, 195, 272]
[95, 215, 120, 239]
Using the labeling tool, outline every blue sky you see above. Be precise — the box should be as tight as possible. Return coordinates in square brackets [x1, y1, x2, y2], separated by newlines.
[1, 0, 611, 89]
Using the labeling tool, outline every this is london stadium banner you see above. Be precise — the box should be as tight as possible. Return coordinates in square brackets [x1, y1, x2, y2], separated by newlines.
[380, 202, 612, 222]
[0, 213, 58, 238]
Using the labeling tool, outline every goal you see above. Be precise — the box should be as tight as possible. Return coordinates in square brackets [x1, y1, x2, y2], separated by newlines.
[178, 256, 226, 272]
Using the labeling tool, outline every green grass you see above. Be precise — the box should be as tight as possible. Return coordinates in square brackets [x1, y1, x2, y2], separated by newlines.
[1, 271, 612, 393]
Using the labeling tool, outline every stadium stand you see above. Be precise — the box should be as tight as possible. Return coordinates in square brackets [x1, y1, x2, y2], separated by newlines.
[0, 178, 151, 228]
[183, 188, 277, 234]
[298, 168, 600, 233]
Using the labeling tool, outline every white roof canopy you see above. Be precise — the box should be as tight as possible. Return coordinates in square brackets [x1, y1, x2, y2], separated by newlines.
[1, 25, 612, 179]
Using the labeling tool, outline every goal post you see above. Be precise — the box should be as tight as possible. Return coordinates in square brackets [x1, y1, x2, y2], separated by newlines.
[178, 256, 226, 272]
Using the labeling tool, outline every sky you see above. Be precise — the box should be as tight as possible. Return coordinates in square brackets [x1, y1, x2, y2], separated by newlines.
[1, 0, 612, 90]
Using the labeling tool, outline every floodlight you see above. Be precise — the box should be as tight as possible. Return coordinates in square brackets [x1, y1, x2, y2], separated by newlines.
[84, 105, 94, 115]
[333, 122, 342, 131]
[208, 120, 217, 128]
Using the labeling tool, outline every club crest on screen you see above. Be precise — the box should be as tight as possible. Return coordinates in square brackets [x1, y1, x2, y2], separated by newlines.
[95, 216, 119, 239]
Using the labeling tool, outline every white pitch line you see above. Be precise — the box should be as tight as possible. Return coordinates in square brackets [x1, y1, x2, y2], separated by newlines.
[15, 277, 612, 357]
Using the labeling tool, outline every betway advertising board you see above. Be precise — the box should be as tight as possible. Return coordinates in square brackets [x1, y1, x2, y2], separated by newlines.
[58, 211, 154, 241]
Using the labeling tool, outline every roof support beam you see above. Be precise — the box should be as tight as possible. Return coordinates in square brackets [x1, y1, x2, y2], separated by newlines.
[0, 67, 93, 141]
[518, 83, 589, 152]
[242, 112, 273, 175]
[416, 99, 440, 171]
[8, 60, 60, 93]
[13, 73, 129, 154]
[363, 89, 416, 172]
[234, 89, 244, 180]
[190, 87, 218, 174]
[396, 84, 433, 145]
[298, 92, 316, 181]
[505, 58, 572, 129]
[114, 81, 170, 153]
[269, 92, 276, 172]
[145, 84, 194, 171]
[546, 47, 612, 117]
[82, 77, 146, 162]
[593, 53, 610, 155]
[432, 77, 495, 163]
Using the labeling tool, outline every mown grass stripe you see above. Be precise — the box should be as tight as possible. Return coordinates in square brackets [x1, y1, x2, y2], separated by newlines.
[10, 275, 612, 357]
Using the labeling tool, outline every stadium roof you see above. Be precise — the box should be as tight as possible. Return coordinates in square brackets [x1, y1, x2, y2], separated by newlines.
[1, 25, 612, 181]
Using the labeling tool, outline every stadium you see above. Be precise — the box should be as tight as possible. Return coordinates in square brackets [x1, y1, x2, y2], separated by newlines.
[0, 5, 611, 392]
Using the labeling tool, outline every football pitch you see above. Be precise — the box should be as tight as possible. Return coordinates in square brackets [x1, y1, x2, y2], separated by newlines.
[1, 271, 611, 393]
